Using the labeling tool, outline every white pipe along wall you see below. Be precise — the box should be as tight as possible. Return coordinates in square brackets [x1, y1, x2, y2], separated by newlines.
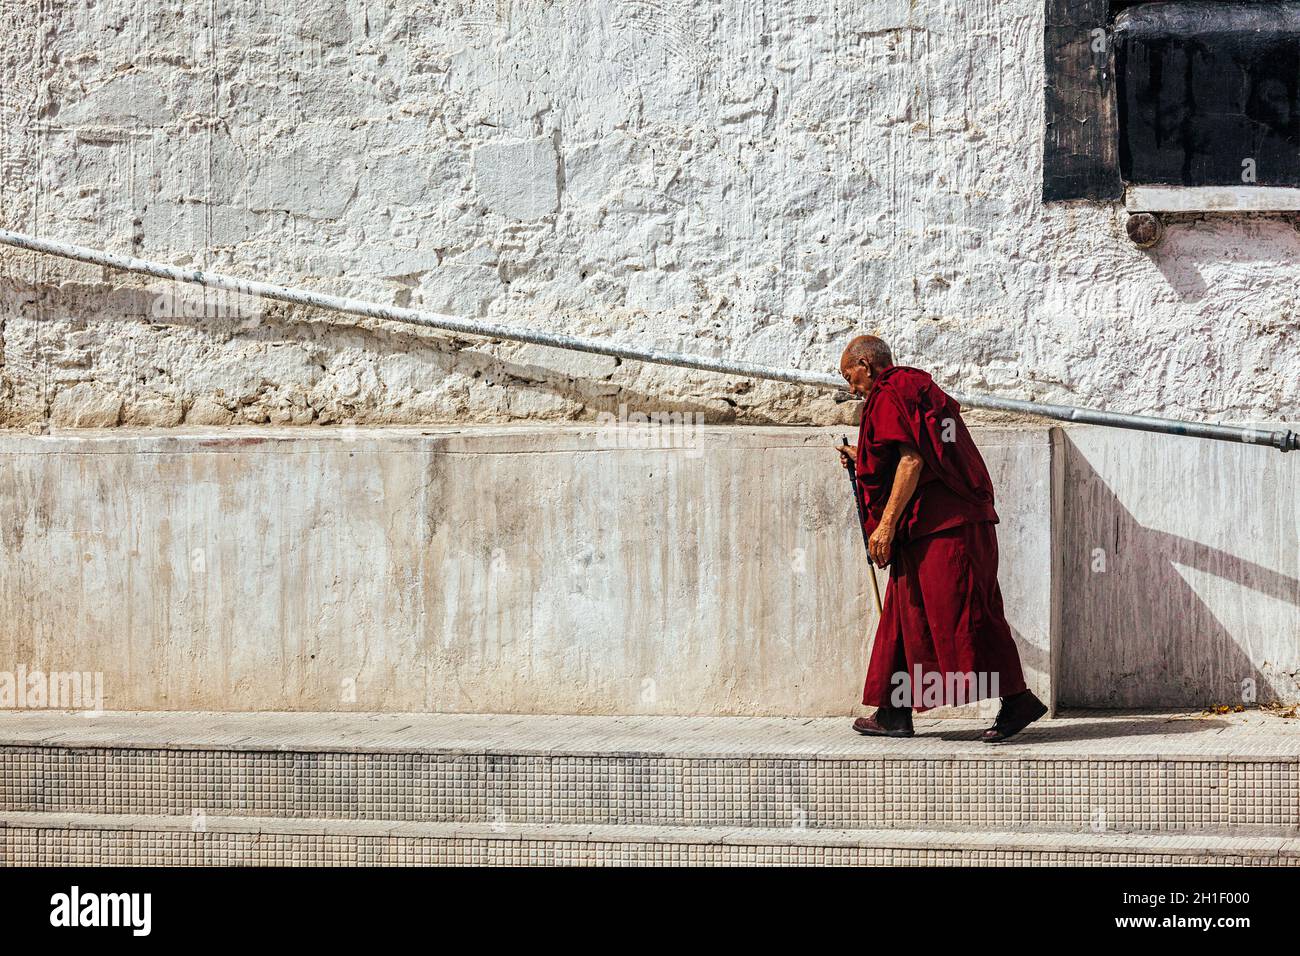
[1, 227, 1292, 450]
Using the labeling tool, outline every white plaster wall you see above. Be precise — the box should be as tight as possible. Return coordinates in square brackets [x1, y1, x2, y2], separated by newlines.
[0, 0, 1296, 429]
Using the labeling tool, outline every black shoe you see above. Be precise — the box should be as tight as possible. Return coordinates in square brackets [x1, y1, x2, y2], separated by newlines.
[981, 690, 1048, 742]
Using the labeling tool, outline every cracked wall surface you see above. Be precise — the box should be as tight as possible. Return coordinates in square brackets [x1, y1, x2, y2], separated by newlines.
[0, 0, 1296, 429]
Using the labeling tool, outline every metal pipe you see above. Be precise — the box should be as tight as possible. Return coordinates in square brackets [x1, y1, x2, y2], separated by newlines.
[1, 228, 1295, 452]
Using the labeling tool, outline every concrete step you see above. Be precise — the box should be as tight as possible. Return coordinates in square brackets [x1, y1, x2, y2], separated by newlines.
[2, 710, 1298, 837]
[3, 812, 1297, 867]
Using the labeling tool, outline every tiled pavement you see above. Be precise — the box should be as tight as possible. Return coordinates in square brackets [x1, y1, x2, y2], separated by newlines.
[0, 708, 1296, 758]
[2, 709, 1297, 866]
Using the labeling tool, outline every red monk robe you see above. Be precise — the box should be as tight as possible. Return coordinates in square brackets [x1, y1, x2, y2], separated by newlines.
[855, 365, 1027, 711]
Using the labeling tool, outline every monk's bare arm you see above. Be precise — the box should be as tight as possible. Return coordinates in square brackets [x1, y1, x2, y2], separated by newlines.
[880, 446, 923, 528]
[868, 445, 923, 566]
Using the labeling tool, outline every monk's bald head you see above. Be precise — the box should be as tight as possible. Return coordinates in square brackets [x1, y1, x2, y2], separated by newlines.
[841, 335, 893, 370]
[840, 335, 893, 397]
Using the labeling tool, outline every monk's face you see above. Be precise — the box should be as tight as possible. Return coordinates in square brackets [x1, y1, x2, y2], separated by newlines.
[840, 355, 878, 398]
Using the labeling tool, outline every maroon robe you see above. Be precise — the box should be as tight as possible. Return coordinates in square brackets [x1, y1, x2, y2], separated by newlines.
[855, 366, 1026, 710]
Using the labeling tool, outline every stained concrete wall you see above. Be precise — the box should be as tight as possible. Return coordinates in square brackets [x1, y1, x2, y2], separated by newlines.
[0, 425, 1053, 715]
[2, 0, 1298, 430]
[1058, 428, 1300, 708]
[2, 423, 1295, 714]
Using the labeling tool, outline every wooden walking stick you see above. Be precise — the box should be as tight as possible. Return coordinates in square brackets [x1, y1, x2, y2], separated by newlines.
[839, 435, 884, 615]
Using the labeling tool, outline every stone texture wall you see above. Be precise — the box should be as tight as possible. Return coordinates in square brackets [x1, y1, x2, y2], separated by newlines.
[0, 0, 1296, 429]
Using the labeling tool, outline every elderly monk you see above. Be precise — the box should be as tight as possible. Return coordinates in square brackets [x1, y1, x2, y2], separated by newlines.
[835, 335, 1046, 742]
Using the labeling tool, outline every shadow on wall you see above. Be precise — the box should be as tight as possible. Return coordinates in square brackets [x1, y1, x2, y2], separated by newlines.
[1057, 432, 1300, 708]
[1146, 217, 1300, 303]
[0, 279, 848, 428]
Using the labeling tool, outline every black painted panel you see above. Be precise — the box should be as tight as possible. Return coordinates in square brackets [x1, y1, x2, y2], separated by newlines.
[1043, 0, 1123, 201]
[1115, 2, 1300, 186]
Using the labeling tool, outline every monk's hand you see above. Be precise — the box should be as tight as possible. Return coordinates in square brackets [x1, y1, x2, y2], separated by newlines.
[868, 521, 895, 567]
[836, 443, 856, 468]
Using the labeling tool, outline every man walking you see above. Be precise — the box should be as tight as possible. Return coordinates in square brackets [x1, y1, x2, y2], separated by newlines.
[836, 335, 1047, 742]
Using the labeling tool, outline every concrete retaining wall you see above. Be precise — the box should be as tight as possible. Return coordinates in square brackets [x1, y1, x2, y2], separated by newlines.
[0, 425, 1052, 715]
[1058, 429, 1300, 708]
[0, 423, 1293, 714]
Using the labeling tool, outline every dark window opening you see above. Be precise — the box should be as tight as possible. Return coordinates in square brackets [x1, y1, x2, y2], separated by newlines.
[1115, 2, 1300, 187]
[1043, 0, 1300, 200]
